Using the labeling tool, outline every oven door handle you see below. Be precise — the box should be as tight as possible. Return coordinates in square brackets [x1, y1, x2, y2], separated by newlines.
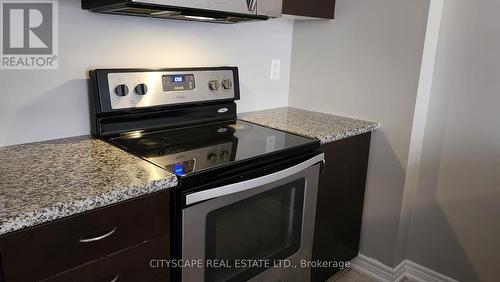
[185, 153, 325, 205]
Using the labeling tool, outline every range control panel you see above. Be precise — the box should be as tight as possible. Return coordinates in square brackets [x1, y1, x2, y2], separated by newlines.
[150, 142, 234, 176]
[104, 68, 237, 110]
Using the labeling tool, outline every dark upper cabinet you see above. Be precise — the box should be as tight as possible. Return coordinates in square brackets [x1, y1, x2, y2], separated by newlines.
[283, 0, 336, 19]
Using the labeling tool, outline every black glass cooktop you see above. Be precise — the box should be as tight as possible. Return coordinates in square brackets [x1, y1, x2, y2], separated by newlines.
[108, 120, 319, 177]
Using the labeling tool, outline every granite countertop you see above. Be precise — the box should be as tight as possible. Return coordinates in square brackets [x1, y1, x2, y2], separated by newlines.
[0, 136, 177, 236]
[240, 107, 380, 144]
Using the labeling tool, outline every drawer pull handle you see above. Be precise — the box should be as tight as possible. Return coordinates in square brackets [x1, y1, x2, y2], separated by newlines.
[79, 227, 117, 243]
[109, 274, 119, 282]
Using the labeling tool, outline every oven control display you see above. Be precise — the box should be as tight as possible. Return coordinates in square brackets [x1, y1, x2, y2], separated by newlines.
[162, 74, 195, 92]
[166, 160, 196, 176]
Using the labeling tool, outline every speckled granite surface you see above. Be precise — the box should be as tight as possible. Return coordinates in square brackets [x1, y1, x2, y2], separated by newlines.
[0, 136, 177, 236]
[240, 107, 380, 144]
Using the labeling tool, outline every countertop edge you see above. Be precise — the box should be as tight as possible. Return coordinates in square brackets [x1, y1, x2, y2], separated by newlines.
[316, 123, 381, 144]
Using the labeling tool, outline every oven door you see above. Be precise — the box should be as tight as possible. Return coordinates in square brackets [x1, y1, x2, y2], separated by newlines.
[182, 154, 324, 282]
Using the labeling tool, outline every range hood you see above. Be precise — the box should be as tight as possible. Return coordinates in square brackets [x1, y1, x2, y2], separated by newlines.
[82, 0, 282, 24]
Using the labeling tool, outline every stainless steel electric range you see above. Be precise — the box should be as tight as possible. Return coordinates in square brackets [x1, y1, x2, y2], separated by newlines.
[89, 67, 324, 282]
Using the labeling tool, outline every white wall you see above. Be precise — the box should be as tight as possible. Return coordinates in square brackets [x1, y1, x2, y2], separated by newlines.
[288, 0, 430, 267]
[407, 0, 500, 281]
[0, 0, 293, 146]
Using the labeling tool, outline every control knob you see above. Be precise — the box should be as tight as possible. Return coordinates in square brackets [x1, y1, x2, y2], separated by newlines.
[222, 79, 233, 90]
[208, 80, 220, 91]
[220, 150, 230, 161]
[134, 84, 148, 95]
[207, 153, 218, 164]
[114, 84, 129, 97]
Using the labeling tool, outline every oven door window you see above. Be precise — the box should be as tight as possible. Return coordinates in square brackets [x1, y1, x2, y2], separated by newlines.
[205, 179, 305, 282]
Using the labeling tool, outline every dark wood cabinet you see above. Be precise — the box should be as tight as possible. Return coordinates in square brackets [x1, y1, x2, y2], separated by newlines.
[312, 133, 371, 282]
[283, 0, 336, 19]
[0, 256, 4, 282]
[0, 190, 171, 282]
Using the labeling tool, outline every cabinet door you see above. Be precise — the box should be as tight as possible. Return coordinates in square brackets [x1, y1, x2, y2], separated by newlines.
[312, 133, 371, 282]
[283, 0, 336, 19]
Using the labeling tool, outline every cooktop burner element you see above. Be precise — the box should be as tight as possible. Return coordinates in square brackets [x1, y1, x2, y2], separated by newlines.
[108, 120, 315, 177]
[134, 136, 172, 148]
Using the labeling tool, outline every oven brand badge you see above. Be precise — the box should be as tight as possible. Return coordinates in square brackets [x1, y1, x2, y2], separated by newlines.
[1, 0, 58, 69]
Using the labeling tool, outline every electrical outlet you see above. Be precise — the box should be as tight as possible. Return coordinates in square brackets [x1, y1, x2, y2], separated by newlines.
[271, 59, 281, 80]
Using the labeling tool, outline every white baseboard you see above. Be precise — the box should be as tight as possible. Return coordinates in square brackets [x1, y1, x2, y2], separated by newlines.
[350, 254, 459, 282]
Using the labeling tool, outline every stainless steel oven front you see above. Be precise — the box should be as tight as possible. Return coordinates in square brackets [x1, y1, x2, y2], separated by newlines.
[182, 154, 324, 282]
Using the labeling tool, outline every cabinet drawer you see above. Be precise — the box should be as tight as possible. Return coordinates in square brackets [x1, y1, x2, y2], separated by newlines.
[0, 190, 170, 282]
[45, 236, 170, 282]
